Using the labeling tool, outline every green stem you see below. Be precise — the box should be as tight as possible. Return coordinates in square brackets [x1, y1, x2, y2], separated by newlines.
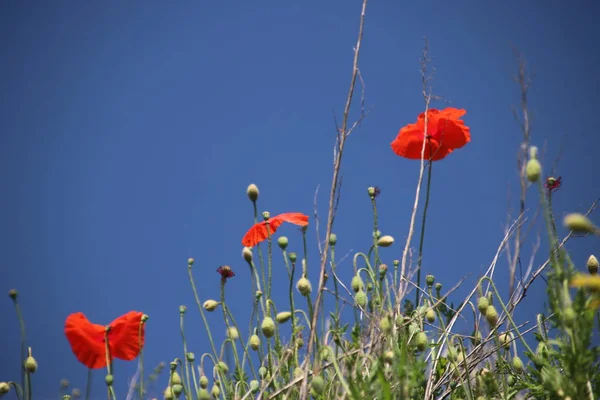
[85, 369, 92, 400]
[179, 311, 192, 400]
[415, 160, 433, 308]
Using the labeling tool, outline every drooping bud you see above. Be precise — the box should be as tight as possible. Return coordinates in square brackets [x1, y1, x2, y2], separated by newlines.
[426, 308, 436, 323]
[210, 384, 220, 398]
[0, 382, 10, 395]
[261, 317, 275, 338]
[203, 300, 219, 312]
[277, 236, 288, 250]
[351, 275, 364, 292]
[199, 375, 209, 389]
[526, 158, 542, 183]
[296, 277, 312, 296]
[227, 327, 239, 340]
[249, 334, 260, 351]
[355, 290, 367, 307]
[276, 311, 292, 323]
[485, 305, 499, 326]
[498, 333, 512, 349]
[172, 384, 183, 397]
[164, 387, 174, 400]
[377, 235, 395, 247]
[564, 213, 597, 235]
[246, 184, 259, 202]
[477, 297, 489, 314]
[170, 372, 182, 386]
[258, 367, 267, 378]
[311, 375, 325, 395]
[329, 234, 337, 246]
[242, 247, 253, 262]
[415, 331, 428, 352]
[217, 361, 229, 374]
[587, 255, 599, 275]
[512, 355, 524, 372]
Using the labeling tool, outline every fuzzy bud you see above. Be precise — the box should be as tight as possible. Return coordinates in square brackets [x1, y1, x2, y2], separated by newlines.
[249, 380, 259, 393]
[425, 274, 435, 287]
[164, 387, 173, 400]
[276, 311, 292, 323]
[296, 277, 312, 296]
[8, 289, 18, 300]
[329, 233, 337, 246]
[0, 382, 10, 395]
[477, 297, 489, 314]
[367, 187, 376, 197]
[249, 334, 260, 350]
[485, 305, 499, 326]
[587, 255, 599, 275]
[25, 355, 37, 373]
[293, 367, 303, 379]
[295, 336, 304, 348]
[197, 389, 210, 400]
[351, 275, 364, 292]
[258, 367, 267, 378]
[170, 372, 182, 386]
[172, 384, 183, 397]
[415, 331, 428, 352]
[379, 315, 392, 334]
[210, 384, 220, 398]
[277, 236, 288, 250]
[355, 290, 367, 307]
[377, 235, 395, 247]
[311, 376, 325, 395]
[186, 352, 195, 362]
[435, 282, 442, 292]
[227, 327, 239, 340]
[199, 375, 209, 389]
[379, 264, 388, 276]
[526, 159, 542, 182]
[242, 247, 253, 262]
[217, 361, 228, 374]
[187, 258, 194, 266]
[426, 308, 436, 323]
[288, 252, 297, 262]
[512, 355, 524, 372]
[498, 333, 512, 349]
[261, 317, 275, 338]
[179, 305, 187, 315]
[203, 300, 219, 312]
[246, 184, 259, 202]
[564, 213, 597, 235]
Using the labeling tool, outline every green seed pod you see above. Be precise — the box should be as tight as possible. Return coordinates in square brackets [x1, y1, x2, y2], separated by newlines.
[277, 236, 288, 250]
[563, 307, 576, 327]
[425, 274, 435, 286]
[276, 311, 292, 323]
[288, 252, 297, 262]
[379, 315, 392, 334]
[329, 233, 337, 246]
[485, 305, 499, 326]
[186, 352, 195, 362]
[258, 367, 267, 379]
[210, 384, 220, 398]
[199, 375, 209, 389]
[249, 334, 260, 351]
[104, 375, 113, 386]
[426, 308, 436, 323]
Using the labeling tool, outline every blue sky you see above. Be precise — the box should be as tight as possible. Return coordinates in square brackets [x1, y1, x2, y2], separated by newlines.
[1, 0, 599, 398]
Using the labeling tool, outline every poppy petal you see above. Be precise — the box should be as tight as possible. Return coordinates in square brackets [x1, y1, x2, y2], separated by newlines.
[64, 313, 108, 369]
[108, 311, 145, 361]
[391, 126, 453, 161]
[273, 213, 309, 227]
[432, 119, 471, 149]
[242, 222, 273, 247]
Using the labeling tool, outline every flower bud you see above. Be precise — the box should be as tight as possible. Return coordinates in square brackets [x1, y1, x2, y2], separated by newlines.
[247, 184, 259, 202]
[355, 290, 367, 307]
[425, 274, 435, 287]
[255, 290, 263, 300]
[498, 333, 512, 349]
[277, 236, 288, 250]
[367, 187, 376, 197]
[379, 264, 388, 276]
[0, 382, 10, 395]
[415, 331, 428, 352]
[379, 315, 392, 334]
[564, 213, 597, 235]
[329, 234, 337, 246]
[179, 305, 187, 314]
[242, 247, 253, 262]
[25, 355, 37, 373]
[563, 307, 576, 327]
[526, 159, 542, 183]
[170, 372, 182, 386]
[105, 375, 113, 386]
[199, 375, 209, 389]
[186, 352, 195, 362]
[261, 317, 275, 338]
[217, 361, 228, 374]
[311, 375, 325, 395]
[249, 380, 259, 393]
[447, 345, 458, 362]
[435, 282, 442, 292]
[203, 300, 219, 312]
[187, 258, 194, 266]
[296, 336, 304, 348]
[164, 387, 173, 400]
[351, 275, 363, 292]
[296, 277, 312, 296]
[276, 311, 292, 323]
[477, 297, 489, 314]
[293, 367, 303, 378]
[227, 327, 239, 340]
[249, 334, 260, 350]
[588, 255, 599, 275]
[485, 305, 499, 326]
[288, 252, 297, 262]
[8, 289, 17, 300]
[210, 384, 220, 398]
[426, 308, 436, 323]
[377, 235, 395, 247]
[512, 355, 524, 372]
[258, 367, 267, 378]
[172, 384, 183, 397]
[198, 389, 210, 400]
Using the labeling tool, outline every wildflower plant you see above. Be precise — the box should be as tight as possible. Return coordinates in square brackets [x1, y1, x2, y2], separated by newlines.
[3, 1, 600, 400]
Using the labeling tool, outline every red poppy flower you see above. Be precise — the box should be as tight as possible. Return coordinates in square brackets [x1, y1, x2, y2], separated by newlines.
[545, 176, 562, 192]
[64, 311, 145, 369]
[242, 212, 309, 247]
[217, 265, 235, 283]
[391, 107, 471, 161]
